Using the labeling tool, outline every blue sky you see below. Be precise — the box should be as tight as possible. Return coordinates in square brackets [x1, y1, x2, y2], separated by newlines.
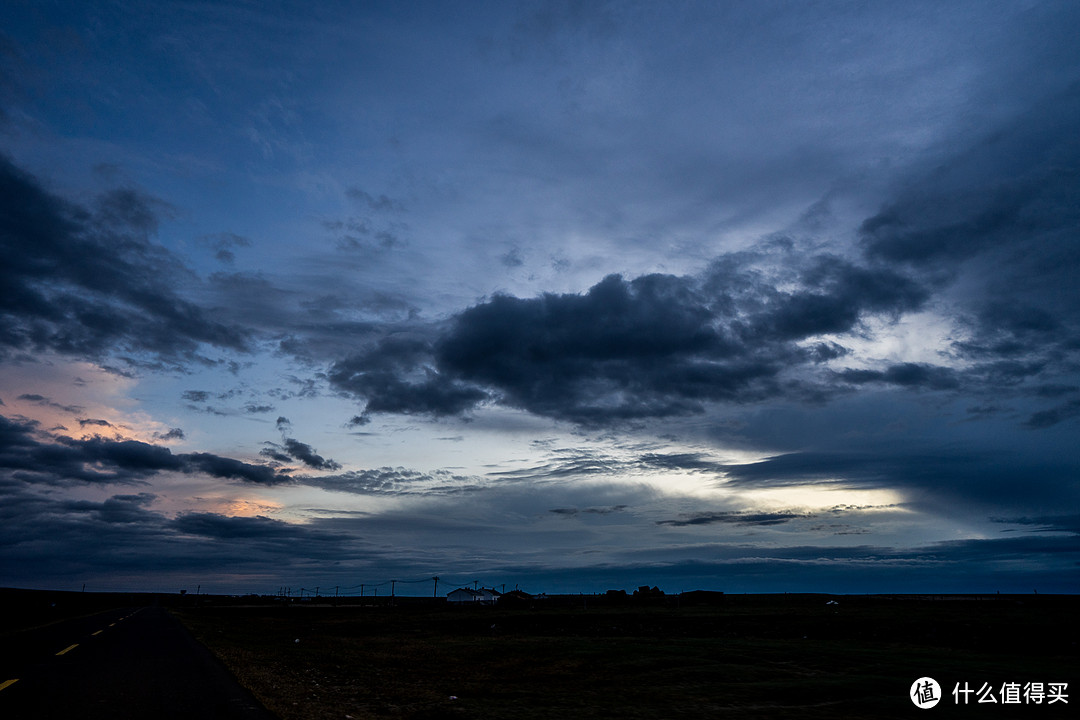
[2, 0, 1079, 595]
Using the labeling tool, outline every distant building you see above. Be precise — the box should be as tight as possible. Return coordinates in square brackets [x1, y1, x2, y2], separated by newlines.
[500, 589, 534, 604]
[446, 588, 472, 604]
[447, 587, 501, 605]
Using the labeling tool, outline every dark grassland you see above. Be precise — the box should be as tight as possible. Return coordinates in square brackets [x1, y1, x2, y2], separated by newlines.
[174, 594, 1079, 720]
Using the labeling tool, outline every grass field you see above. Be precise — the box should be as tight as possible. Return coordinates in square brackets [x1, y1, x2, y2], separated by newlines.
[175, 594, 1079, 719]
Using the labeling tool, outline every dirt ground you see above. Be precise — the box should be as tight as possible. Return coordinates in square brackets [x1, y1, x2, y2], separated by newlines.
[175, 594, 1079, 720]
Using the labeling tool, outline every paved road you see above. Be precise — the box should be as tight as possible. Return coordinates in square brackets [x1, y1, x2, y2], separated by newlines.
[0, 605, 275, 719]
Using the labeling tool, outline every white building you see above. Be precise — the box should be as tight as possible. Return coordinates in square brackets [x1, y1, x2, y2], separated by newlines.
[447, 587, 500, 605]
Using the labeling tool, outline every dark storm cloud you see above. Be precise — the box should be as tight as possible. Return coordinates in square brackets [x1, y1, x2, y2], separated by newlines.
[312, 79, 1079, 429]
[64, 492, 159, 525]
[329, 254, 927, 424]
[261, 437, 341, 471]
[992, 513, 1080, 535]
[181, 452, 287, 485]
[77, 418, 114, 428]
[281, 438, 340, 471]
[17, 393, 83, 414]
[858, 86, 1080, 400]
[259, 445, 293, 464]
[834, 363, 960, 391]
[0, 426, 180, 485]
[64, 435, 182, 476]
[721, 446, 1079, 510]
[153, 427, 185, 441]
[434, 273, 735, 422]
[0, 412, 39, 449]
[263, 417, 341, 471]
[915, 534, 1080, 566]
[170, 512, 343, 543]
[0, 489, 170, 578]
[0, 487, 357, 588]
[1023, 398, 1080, 429]
[549, 505, 627, 517]
[636, 452, 726, 474]
[742, 255, 927, 342]
[657, 511, 804, 527]
[0, 412, 289, 486]
[328, 334, 489, 419]
[0, 155, 248, 363]
[859, 89, 1080, 268]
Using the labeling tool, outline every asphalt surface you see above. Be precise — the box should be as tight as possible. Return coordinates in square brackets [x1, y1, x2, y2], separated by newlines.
[0, 605, 275, 719]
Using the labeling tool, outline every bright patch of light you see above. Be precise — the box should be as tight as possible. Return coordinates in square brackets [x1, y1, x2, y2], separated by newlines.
[820, 310, 964, 369]
[196, 497, 285, 517]
[744, 485, 907, 512]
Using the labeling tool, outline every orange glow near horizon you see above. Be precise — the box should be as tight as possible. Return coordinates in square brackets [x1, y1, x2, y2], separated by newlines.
[191, 496, 286, 518]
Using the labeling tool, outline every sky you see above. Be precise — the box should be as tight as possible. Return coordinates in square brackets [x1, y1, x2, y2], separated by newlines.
[1, 0, 1079, 596]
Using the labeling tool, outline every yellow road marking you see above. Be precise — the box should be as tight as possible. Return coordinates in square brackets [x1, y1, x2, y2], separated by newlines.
[0, 679, 18, 692]
[56, 644, 78, 656]
[109, 623, 116, 627]
[92, 630, 103, 636]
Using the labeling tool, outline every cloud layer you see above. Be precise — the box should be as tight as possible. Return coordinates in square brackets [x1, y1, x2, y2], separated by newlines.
[330, 254, 929, 424]
[0, 157, 248, 365]
[1, 1, 1078, 594]
[0, 414, 289, 487]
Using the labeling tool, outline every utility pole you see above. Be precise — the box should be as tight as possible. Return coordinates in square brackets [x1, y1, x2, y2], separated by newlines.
[433, 576, 439, 598]
[391, 580, 396, 606]
[473, 580, 478, 590]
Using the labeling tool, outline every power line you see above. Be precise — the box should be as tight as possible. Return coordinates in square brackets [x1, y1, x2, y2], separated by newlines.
[278, 574, 504, 598]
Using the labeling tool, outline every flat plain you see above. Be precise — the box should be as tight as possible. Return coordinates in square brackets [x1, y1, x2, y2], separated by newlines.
[175, 594, 1079, 719]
